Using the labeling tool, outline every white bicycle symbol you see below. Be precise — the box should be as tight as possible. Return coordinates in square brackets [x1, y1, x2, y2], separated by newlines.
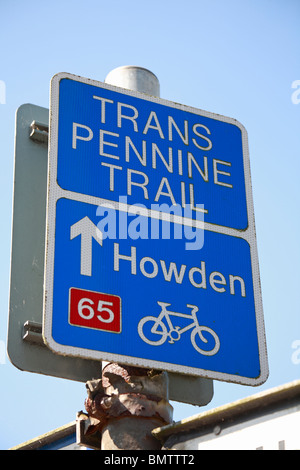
[138, 301, 220, 356]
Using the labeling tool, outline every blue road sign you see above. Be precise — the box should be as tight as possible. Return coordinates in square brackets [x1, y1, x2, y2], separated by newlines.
[43, 73, 268, 386]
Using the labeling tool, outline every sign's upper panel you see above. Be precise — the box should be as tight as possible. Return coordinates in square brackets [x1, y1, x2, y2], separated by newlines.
[52, 74, 249, 230]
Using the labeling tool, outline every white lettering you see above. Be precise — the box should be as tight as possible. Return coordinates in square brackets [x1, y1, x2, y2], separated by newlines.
[99, 129, 119, 159]
[187, 152, 208, 181]
[213, 159, 233, 188]
[154, 177, 176, 205]
[114, 243, 136, 274]
[143, 111, 165, 139]
[152, 144, 173, 173]
[160, 260, 186, 284]
[92, 95, 114, 123]
[210, 271, 226, 292]
[127, 168, 149, 199]
[188, 183, 208, 213]
[188, 262, 207, 289]
[126, 136, 147, 166]
[168, 116, 189, 145]
[192, 123, 213, 151]
[113, 245, 246, 296]
[140, 257, 158, 278]
[229, 275, 246, 297]
[72, 123, 93, 149]
[118, 102, 139, 131]
[101, 162, 122, 191]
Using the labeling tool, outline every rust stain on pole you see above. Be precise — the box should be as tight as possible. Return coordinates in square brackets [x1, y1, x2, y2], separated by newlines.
[83, 363, 173, 450]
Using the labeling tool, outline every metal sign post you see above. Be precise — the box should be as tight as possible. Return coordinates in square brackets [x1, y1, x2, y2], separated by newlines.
[8, 65, 269, 451]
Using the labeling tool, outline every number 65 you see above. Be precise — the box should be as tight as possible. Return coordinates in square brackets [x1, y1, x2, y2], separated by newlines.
[77, 297, 114, 323]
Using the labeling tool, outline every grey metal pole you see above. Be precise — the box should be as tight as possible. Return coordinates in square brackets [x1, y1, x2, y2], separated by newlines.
[104, 65, 160, 96]
[83, 66, 173, 451]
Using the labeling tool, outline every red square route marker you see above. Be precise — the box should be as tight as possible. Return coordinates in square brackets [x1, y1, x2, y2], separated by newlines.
[69, 288, 121, 333]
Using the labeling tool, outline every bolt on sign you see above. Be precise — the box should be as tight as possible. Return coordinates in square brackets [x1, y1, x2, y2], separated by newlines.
[43, 72, 268, 386]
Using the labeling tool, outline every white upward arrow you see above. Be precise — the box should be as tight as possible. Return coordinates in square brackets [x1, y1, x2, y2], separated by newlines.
[70, 216, 103, 276]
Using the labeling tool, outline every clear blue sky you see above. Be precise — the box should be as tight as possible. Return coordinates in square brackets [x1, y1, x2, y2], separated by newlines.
[0, 0, 299, 449]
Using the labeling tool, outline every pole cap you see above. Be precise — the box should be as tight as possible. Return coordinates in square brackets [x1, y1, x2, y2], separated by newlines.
[105, 65, 160, 97]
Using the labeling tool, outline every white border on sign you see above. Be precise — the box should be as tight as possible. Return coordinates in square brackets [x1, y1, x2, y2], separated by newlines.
[43, 72, 268, 387]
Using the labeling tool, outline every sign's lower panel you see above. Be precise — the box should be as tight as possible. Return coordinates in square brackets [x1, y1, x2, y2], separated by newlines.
[44, 197, 267, 386]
